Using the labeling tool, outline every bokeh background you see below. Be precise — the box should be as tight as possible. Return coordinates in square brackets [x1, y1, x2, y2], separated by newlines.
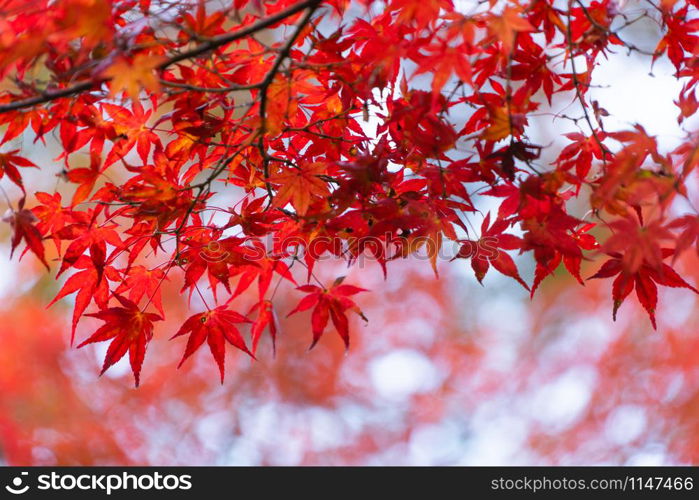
[0, 0, 698, 465]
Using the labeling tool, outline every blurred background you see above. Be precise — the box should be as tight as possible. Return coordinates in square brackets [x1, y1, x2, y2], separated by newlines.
[0, 0, 698, 465]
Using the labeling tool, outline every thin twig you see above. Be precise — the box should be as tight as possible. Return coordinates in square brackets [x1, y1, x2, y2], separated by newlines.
[0, 0, 321, 114]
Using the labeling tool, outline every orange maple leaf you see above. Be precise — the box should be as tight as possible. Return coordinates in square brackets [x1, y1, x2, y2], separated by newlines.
[270, 162, 330, 216]
[481, 106, 512, 141]
[487, 6, 534, 53]
[264, 77, 298, 137]
[105, 54, 163, 100]
[61, 0, 114, 46]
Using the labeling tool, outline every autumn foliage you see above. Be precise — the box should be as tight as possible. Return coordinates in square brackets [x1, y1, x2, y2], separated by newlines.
[1, 0, 699, 388]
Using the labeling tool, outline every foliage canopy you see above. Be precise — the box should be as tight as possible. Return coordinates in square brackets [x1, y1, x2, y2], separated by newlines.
[1, 0, 698, 385]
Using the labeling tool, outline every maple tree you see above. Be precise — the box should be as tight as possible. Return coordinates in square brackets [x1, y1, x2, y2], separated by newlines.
[1, 0, 699, 387]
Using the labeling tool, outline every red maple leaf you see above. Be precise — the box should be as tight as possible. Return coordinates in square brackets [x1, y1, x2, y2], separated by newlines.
[2, 199, 48, 270]
[669, 214, 699, 261]
[171, 306, 252, 383]
[249, 299, 279, 356]
[288, 277, 367, 349]
[102, 101, 161, 166]
[48, 255, 116, 343]
[0, 150, 36, 192]
[78, 295, 162, 386]
[55, 216, 123, 277]
[454, 212, 529, 290]
[589, 251, 698, 329]
[32, 191, 74, 253]
[64, 151, 102, 206]
[602, 216, 675, 275]
[115, 265, 167, 317]
[177, 233, 259, 299]
[223, 196, 282, 237]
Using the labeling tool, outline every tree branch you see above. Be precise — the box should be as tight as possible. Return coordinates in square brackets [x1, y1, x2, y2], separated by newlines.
[565, 0, 610, 166]
[160, 0, 320, 68]
[0, 0, 322, 115]
[257, 0, 322, 203]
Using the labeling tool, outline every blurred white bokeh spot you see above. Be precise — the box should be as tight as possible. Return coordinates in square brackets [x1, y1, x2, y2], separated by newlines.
[529, 366, 597, 431]
[605, 405, 647, 446]
[369, 349, 440, 400]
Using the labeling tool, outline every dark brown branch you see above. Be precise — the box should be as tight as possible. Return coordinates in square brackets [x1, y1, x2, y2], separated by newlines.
[565, 0, 610, 166]
[573, 0, 657, 57]
[160, 0, 319, 68]
[0, 80, 103, 115]
[159, 79, 261, 93]
[257, 0, 322, 202]
[0, 0, 321, 115]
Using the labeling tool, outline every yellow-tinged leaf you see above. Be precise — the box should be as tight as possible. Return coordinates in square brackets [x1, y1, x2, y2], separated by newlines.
[61, 0, 114, 45]
[481, 106, 511, 141]
[326, 93, 343, 115]
[270, 162, 329, 216]
[264, 77, 297, 137]
[105, 54, 163, 101]
[487, 6, 534, 53]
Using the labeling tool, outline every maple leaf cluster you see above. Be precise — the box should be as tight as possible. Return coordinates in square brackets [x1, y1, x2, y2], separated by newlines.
[0, 0, 698, 386]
